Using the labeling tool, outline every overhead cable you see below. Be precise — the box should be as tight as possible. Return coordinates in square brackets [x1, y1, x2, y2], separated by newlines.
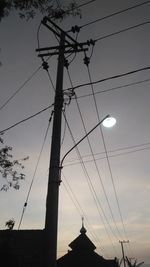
[64, 143, 150, 167]
[74, 77, 150, 99]
[76, 0, 150, 29]
[64, 66, 150, 92]
[62, 172, 107, 254]
[95, 19, 150, 42]
[62, 111, 120, 254]
[18, 112, 54, 229]
[0, 104, 54, 134]
[0, 66, 41, 112]
[84, 58, 131, 251]
[44, 59, 120, 254]
[66, 67, 123, 239]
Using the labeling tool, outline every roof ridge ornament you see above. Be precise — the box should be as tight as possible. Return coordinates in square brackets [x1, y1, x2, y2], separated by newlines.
[80, 217, 87, 234]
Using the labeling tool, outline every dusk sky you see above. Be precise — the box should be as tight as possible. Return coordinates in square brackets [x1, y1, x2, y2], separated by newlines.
[0, 0, 150, 265]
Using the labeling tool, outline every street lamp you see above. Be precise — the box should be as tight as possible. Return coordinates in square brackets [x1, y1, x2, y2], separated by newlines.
[60, 114, 116, 168]
[102, 116, 116, 128]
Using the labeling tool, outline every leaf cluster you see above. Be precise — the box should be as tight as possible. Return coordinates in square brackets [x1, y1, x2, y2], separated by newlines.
[0, 0, 81, 21]
[5, 218, 15, 230]
[0, 134, 29, 191]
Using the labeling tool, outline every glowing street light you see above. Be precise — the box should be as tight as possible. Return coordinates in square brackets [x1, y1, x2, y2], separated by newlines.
[61, 114, 116, 168]
[102, 116, 116, 128]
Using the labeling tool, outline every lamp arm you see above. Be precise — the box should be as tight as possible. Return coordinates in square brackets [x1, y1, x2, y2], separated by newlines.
[60, 114, 110, 168]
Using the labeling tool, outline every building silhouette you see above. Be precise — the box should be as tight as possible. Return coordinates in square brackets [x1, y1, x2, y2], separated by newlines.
[0, 222, 118, 267]
[57, 221, 118, 267]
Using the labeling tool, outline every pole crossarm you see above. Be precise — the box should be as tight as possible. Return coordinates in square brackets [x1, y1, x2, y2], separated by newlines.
[36, 42, 89, 52]
[42, 16, 82, 45]
[37, 48, 88, 57]
[36, 16, 94, 59]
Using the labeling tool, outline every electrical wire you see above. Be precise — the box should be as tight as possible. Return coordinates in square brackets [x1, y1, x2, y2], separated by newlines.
[87, 61, 126, 233]
[63, 143, 150, 167]
[62, 111, 119, 253]
[0, 66, 42, 112]
[77, 0, 96, 10]
[61, 111, 67, 147]
[64, 65, 150, 92]
[62, 0, 96, 18]
[62, 172, 108, 255]
[18, 111, 54, 229]
[41, 35, 122, 255]
[44, 64, 116, 246]
[37, 22, 42, 52]
[65, 32, 80, 64]
[0, 104, 54, 134]
[73, 77, 150, 99]
[42, 53, 121, 257]
[77, 0, 150, 29]
[84, 59, 131, 252]
[95, 19, 150, 42]
[66, 67, 123, 240]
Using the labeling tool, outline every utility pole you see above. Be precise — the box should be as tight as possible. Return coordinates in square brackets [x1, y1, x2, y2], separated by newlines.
[36, 17, 89, 267]
[119, 240, 129, 267]
[44, 30, 65, 267]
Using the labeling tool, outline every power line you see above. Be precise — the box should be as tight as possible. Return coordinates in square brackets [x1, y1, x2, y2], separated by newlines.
[84, 58, 131, 251]
[44, 54, 122, 249]
[62, 172, 108, 255]
[0, 104, 54, 134]
[95, 19, 150, 42]
[43, 58, 120, 255]
[0, 66, 42, 112]
[18, 112, 54, 229]
[49, 0, 96, 21]
[77, 0, 96, 9]
[77, 0, 150, 29]
[62, 111, 120, 254]
[64, 78, 120, 244]
[66, 67, 123, 240]
[63, 144, 150, 167]
[84, 61, 125, 238]
[74, 77, 150, 99]
[64, 65, 150, 92]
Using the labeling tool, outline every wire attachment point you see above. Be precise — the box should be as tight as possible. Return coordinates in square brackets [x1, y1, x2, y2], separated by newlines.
[42, 60, 49, 71]
[84, 56, 90, 66]
[71, 25, 80, 33]
[87, 39, 96, 46]
[64, 58, 69, 69]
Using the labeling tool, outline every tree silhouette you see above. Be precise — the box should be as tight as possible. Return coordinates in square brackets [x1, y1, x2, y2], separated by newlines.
[5, 218, 15, 230]
[126, 257, 144, 267]
[0, 133, 28, 191]
[0, 0, 81, 22]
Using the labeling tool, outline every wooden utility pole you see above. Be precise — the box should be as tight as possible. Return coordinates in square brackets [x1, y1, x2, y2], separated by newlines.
[44, 31, 65, 267]
[36, 17, 89, 267]
[119, 240, 129, 267]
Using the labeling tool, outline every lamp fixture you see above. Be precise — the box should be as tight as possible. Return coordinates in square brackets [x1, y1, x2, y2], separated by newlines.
[102, 116, 116, 128]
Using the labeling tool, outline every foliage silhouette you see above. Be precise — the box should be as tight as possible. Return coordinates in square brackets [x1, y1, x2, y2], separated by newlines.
[126, 257, 144, 267]
[5, 218, 15, 230]
[0, 133, 29, 191]
[0, 0, 81, 21]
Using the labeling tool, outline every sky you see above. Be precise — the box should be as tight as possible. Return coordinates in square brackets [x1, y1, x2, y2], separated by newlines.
[0, 0, 150, 265]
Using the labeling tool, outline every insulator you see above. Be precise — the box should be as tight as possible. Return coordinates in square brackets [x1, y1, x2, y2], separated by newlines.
[71, 25, 80, 33]
[42, 61, 49, 71]
[89, 39, 96, 46]
[84, 56, 90, 66]
[87, 39, 96, 46]
[64, 59, 69, 69]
